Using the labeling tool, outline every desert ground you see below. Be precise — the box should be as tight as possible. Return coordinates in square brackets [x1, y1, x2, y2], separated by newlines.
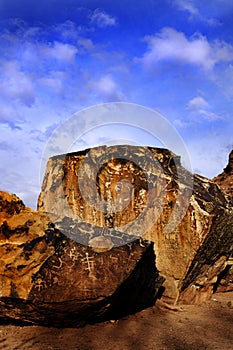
[0, 291, 232, 350]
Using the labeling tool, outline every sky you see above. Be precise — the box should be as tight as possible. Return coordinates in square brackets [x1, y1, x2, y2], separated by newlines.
[0, 0, 233, 208]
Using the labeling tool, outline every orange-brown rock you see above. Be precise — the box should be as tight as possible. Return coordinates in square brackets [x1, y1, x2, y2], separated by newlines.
[214, 150, 233, 205]
[212, 149, 233, 293]
[38, 145, 232, 304]
[1, 145, 232, 328]
[216, 264, 233, 293]
[0, 190, 163, 327]
[178, 211, 233, 303]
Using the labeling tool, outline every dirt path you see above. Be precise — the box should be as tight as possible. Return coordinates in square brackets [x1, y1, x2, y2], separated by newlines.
[0, 292, 232, 350]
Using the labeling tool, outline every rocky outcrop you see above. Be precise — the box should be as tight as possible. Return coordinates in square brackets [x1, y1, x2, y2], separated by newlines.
[38, 145, 232, 304]
[179, 211, 233, 303]
[214, 150, 233, 205]
[216, 264, 233, 293]
[212, 149, 233, 293]
[0, 190, 163, 327]
[1, 146, 232, 328]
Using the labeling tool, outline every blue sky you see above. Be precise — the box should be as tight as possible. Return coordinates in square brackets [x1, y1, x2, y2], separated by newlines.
[0, 0, 233, 208]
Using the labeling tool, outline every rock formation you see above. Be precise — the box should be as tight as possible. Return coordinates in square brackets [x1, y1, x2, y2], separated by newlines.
[214, 149, 233, 205]
[0, 146, 232, 327]
[179, 210, 233, 303]
[38, 145, 232, 304]
[0, 190, 163, 327]
[212, 149, 233, 293]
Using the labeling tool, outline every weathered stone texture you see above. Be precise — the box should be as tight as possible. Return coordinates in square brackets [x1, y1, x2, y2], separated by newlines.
[214, 150, 233, 205]
[179, 210, 233, 303]
[38, 145, 231, 304]
[213, 149, 233, 293]
[0, 190, 161, 327]
[1, 146, 232, 327]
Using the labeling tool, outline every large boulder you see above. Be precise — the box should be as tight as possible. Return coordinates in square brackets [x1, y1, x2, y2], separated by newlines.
[0, 190, 163, 327]
[38, 145, 232, 304]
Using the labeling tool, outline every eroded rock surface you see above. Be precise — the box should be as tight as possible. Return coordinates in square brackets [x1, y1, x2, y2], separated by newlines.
[38, 145, 232, 304]
[216, 264, 233, 293]
[0, 190, 162, 327]
[179, 211, 233, 303]
[214, 150, 233, 205]
[212, 149, 233, 293]
[1, 145, 232, 328]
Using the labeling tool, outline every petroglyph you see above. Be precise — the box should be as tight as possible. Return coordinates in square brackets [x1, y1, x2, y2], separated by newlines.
[34, 277, 46, 292]
[68, 247, 80, 261]
[81, 252, 95, 274]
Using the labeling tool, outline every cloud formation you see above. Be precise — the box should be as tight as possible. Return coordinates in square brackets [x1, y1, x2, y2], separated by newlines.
[90, 75, 124, 101]
[90, 9, 117, 28]
[140, 27, 233, 71]
[42, 41, 78, 63]
[171, 0, 221, 26]
[0, 61, 35, 106]
[174, 0, 199, 15]
[187, 96, 222, 121]
[0, 0, 232, 207]
[187, 96, 209, 110]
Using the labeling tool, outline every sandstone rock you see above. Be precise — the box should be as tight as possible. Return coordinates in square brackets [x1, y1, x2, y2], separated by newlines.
[0, 190, 163, 327]
[214, 149, 233, 205]
[179, 211, 233, 303]
[1, 144, 232, 329]
[213, 150, 233, 293]
[0, 191, 25, 218]
[215, 264, 233, 293]
[38, 145, 231, 304]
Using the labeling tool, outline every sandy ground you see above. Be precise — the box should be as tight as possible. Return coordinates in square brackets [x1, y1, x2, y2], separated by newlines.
[0, 292, 232, 350]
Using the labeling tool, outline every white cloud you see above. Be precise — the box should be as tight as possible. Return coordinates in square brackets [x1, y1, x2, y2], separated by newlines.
[78, 37, 95, 52]
[174, 0, 199, 15]
[213, 40, 233, 62]
[0, 61, 35, 106]
[187, 96, 209, 110]
[197, 109, 222, 121]
[90, 9, 117, 28]
[42, 41, 78, 63]
[140, 27, 233, 71]
[53, 20, 82, 41]
[0, 123, 43, 208]
[0, 27, 81, 112]
[174, 96, 223, 129]
[0, 105, 19, 124]
[172, 0, 221, 26]
[38, 71, 67, 96]
[141, 28, 214, 70]
[173, 118, 190, 129]
[213, 64, 233, 97]
[187, 96, 222, 121]
[90, 74, 125, 101]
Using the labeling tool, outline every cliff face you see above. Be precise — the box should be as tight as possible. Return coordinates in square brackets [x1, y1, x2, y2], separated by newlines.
[214, 150, 233, 205]
[38, 145, 232, 304]
[212, 150, 233, 292]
